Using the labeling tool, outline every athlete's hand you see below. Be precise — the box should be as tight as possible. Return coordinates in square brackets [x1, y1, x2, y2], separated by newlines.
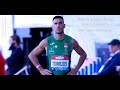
[67, 69, 78, 75]
[39, 69, 52, 75]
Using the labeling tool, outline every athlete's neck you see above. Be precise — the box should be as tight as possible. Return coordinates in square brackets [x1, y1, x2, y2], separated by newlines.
[53, 33, 65, 40]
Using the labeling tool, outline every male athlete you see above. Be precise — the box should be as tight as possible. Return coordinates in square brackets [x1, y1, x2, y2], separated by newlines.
[28, 16, 87, 75]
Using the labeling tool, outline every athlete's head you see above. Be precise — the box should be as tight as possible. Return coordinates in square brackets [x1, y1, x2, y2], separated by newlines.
[52, 16, 65, 34]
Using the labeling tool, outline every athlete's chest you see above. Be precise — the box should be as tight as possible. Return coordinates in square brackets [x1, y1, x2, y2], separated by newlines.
[48, 41, 69, 55]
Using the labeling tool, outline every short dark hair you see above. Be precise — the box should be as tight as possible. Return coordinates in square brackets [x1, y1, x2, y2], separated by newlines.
[11, 35, 20, 45]
[108, 39, 120, 46]
[53, 15, 64, 23]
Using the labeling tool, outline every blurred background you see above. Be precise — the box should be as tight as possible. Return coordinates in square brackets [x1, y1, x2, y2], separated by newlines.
[0, 15, 120, 75]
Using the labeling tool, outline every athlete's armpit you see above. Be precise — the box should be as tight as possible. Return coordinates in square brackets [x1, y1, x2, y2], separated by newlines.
[72, 39, 86, 56]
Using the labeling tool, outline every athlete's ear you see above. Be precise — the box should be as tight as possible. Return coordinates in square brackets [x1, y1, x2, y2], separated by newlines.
[52, 24, 53, 28]
[64, 24, 66, 28]
[52, 25, 53, 28]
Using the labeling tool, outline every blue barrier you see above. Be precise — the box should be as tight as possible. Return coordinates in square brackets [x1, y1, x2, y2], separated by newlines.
[81, 68, 84, 75]
[77, 57, 102, 75]
[93, 61, 97, 73]
[77, 71, 80, 75]
[90, 63, 92, 75]
[97, 59, 101, 72]
[85, 66, 88, 75]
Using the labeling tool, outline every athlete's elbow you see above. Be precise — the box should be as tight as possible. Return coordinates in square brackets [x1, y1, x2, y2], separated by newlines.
[28, 53, 31, 59]
[28, 52, 33, 60]
[82, 52, 87, 59]
[84, 52, 87, 58]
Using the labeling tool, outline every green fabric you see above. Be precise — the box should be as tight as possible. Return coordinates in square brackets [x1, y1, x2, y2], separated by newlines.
[47, 34, 72, 75]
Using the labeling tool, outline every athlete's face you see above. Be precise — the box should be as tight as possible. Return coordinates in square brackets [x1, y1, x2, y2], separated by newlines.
[52, 18, 65, 34]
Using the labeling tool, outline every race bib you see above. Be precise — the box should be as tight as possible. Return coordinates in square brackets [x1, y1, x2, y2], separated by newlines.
[51, 55, 69, 71]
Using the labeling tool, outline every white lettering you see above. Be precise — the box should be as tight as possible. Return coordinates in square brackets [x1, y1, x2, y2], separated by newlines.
[51, 60, 69, 68]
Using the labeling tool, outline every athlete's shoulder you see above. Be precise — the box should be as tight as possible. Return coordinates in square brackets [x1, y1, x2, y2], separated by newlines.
[65, 34, 71, 38]
[46, 35, 53, 40]
[39, 38, 47, 45]
[65, 34, 72, 40]
[70, 37, 78, 45]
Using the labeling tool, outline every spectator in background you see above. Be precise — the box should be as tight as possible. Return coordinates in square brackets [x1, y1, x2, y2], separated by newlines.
[6, 35, 24, 75]
[95, 39, 120, 75]
[0, 47, 6, 75]
[115, 44, 120, 74]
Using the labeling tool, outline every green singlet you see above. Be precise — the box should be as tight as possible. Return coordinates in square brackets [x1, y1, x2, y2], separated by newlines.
[46, 34, 72, 75]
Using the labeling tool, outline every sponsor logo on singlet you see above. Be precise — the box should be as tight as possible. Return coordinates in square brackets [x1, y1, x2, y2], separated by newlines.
[51, 55, 69, 71]
[64, 43, 68, 48]
[50, 42, 55, 45]
[64, 42, 68, 54]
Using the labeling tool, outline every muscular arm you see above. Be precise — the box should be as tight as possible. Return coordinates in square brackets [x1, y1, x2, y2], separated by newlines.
[68, 39, 87, 75]
[28, 38, 47, 71]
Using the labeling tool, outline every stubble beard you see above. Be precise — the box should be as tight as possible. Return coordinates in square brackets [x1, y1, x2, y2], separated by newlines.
[56, 31, 63, 34]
